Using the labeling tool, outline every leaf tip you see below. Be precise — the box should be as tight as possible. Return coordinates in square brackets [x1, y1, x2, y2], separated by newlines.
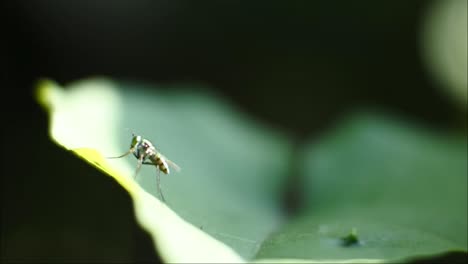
[34, 78, 63, 111]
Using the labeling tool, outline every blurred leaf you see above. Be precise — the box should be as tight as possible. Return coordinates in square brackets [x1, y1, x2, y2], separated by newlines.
[422, 0, 467, 109]
[37, 78, 467, 263]
[256, 113, 467, 262]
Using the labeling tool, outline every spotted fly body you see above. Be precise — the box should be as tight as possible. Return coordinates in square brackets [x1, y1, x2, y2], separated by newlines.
[107, 133, 180, 202]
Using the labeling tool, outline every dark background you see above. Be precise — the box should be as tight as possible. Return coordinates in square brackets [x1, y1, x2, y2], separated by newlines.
[2, 0, 465, 263]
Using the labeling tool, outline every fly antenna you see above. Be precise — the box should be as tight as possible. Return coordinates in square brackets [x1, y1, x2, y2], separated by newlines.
[124, 127, 136, 137]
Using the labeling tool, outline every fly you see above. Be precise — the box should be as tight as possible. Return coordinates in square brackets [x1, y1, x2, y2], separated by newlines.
[107, 133, 181, 202]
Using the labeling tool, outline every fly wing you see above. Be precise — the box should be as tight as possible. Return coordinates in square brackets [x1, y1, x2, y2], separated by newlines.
[164, 157, 181, 172]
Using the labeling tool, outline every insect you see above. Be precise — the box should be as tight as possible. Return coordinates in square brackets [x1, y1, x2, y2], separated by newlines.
[107, 133, 181, 202]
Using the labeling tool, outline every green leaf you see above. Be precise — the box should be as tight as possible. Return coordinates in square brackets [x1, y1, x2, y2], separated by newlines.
[256, 113, 467, 262]
[36, 78, 292, 263]
[36, 78, 467, 263]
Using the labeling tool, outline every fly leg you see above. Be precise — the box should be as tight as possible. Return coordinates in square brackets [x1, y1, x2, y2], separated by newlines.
[156, 168, 166, 202]
[141, 162, 166, 202]
[134, 155, 144, 179]
[106, 148, 134, 159]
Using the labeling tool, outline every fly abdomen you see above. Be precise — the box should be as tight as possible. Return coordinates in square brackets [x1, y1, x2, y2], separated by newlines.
[159, 164, 169, 174]
[151, 153, 169, 174]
